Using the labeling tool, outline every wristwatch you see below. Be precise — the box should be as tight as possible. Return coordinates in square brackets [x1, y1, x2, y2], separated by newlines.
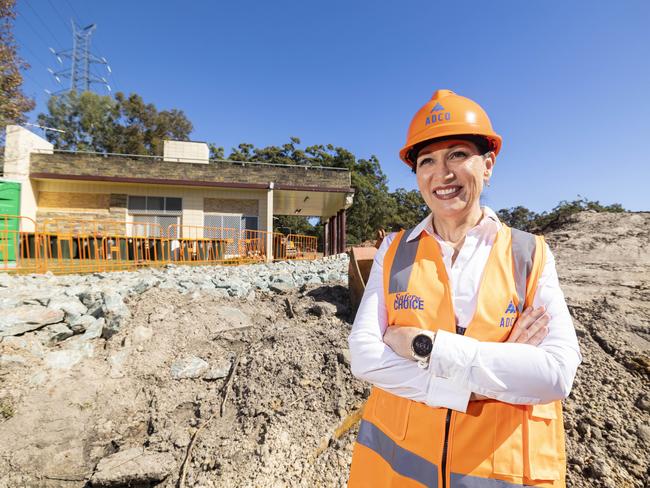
[411, 330, 436, 368]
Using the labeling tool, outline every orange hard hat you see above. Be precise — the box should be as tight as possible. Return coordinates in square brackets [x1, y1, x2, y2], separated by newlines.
[399, 89, 502, 168]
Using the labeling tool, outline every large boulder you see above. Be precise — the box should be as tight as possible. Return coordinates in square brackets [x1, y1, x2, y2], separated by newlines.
[0, 305, 64, 337]
[101, 292, 131, 339]
[90, 447, 175, 487]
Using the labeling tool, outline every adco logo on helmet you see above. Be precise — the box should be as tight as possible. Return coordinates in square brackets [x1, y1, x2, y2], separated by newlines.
[425, 103, 451, 126]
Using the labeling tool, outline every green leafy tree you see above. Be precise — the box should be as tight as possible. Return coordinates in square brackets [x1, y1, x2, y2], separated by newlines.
[497, 197, 625, 233]
[208, 143, 225, 159]
[496, 205, 539, 231]
[387, 188, 429, 231]
[532, 197, 624, 233]
[113, 92, 192, 155]
[37, 91, 118, 151]
[37, 91, 193, 154]
[0, 0, 35, 141]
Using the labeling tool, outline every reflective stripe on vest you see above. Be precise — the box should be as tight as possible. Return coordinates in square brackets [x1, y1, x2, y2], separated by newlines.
[388, 227, 419, 294]
[357, 419, 439, 488]
[450, 472, 535, 487]
[510, 228, 537, 314]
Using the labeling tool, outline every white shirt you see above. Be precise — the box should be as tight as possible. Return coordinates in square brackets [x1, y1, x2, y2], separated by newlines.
[348, 206, 582, 413]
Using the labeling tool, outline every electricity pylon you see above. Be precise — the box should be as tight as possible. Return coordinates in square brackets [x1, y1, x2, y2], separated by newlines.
[47, 21, 112, 95]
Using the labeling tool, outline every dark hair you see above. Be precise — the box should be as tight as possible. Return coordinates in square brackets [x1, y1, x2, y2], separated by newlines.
[410, 135, 490, 174]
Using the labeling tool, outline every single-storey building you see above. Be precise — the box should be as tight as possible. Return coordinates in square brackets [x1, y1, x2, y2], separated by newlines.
[1, 125, 353, 263]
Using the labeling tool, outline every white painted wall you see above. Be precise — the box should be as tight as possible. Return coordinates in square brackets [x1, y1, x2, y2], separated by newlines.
[163, 140, 209, 164]
[3, 125, 53, 231]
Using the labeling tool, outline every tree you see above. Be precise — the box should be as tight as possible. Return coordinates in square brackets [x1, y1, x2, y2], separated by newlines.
[387, 188, 429, 231]
[497, 197, 626, 233]
[0, 0, 35, 139]
[496, 205, 538, 231]
[37, 91, 193, 154]
[36, 91, 118, 152]
[113, 92, 193, 155]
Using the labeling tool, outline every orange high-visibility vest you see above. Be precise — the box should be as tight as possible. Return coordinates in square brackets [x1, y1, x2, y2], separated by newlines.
[348, 225, 566, 488]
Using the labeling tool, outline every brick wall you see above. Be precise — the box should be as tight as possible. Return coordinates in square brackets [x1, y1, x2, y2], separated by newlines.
[36, 209, 127, 235]
[204, 198, 259, 215]
[39, 191, 111, 210]
[36, 191, 127, 234]
[30, 153, 352, 189]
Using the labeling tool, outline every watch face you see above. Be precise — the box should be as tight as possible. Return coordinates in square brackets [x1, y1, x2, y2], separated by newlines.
[413, 334, 433, 357]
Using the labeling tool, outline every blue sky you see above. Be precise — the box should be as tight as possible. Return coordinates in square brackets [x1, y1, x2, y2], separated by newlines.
[15, 0, 650, 212]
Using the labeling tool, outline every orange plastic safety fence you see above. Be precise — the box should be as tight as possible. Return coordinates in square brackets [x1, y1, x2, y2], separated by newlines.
[0, 215, 319, 275]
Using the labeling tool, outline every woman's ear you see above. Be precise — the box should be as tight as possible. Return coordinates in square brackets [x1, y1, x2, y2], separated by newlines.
[483, 151, 496, 178]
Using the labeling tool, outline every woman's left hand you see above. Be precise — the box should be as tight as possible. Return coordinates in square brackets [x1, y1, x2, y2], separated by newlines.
[383, 326, 427, 359]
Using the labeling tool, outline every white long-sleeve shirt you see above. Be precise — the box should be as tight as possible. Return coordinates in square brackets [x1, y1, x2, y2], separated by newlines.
[348, 206, 582, 413]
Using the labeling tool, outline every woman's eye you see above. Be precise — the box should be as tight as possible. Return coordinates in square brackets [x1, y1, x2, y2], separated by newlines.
[448, 151, 468, 160]
[418, 158, 433, 167]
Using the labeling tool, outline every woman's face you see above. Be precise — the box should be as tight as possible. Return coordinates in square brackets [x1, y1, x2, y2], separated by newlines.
[415, 139, 494, 219]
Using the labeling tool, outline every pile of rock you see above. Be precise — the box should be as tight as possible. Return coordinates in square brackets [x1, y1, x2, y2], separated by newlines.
[0, 254, 349, 370]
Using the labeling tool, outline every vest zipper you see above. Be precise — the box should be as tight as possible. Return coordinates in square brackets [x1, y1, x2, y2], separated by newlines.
[440, 408, 452, 488]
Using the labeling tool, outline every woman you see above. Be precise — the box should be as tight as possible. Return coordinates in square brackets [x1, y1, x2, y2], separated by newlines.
[348, 90, 582, 488]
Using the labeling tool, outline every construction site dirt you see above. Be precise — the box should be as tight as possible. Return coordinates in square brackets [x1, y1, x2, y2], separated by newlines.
[0, 210, 648, 488]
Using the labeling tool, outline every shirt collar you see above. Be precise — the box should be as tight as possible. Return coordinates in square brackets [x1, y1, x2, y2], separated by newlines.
[406, 206, 502, 242]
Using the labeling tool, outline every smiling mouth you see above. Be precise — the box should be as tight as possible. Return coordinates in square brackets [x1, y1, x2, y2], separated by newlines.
[433, 186, 462, 200]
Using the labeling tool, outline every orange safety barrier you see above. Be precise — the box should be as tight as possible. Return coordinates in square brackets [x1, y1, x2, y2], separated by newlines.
[286, 233, 318, 260]
[165, 224, 239, 265]
[0, 215, 319, 275]
[0, 215, 42, 274]
[35, 218, 170, 274]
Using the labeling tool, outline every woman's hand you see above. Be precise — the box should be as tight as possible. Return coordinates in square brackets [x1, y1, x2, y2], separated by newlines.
[383, 307, 550, 361]
[471, 306, 551, 401]
[383, 326, 425, 360]
[384, 309, 551, 401]
[507, 306, 550, 346]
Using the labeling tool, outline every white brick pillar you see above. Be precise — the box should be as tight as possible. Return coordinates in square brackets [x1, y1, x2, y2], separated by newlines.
[3, 125, 53, 232]
[265, 182, 274, 262]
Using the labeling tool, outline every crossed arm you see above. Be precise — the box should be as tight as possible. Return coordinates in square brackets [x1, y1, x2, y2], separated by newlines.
[347, 236, 583, 412]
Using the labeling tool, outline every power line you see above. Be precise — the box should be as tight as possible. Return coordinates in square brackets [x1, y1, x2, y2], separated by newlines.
[17, 41, 50, 71]
[63, 0, 82, 24]
[22, 0, 65, 49]
[22, 70, 48, 93]
[15, 11, 63, 94]
[16, 11, 54, 52]
[90, 40, 120, 94]
[46, 0, 73, 34]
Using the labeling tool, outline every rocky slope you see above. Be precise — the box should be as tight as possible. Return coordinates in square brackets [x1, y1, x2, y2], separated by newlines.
[0, 211, 648, 487]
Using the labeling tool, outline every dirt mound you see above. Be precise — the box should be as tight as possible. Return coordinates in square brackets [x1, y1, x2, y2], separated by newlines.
[544, 211, 650, 487]
[0, 283, 364, 488]
[0, 211, 648, 487]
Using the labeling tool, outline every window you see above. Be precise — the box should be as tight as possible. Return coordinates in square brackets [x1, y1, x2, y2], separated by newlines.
[128, 196, 182, 214]
[203, 213, 259, 256]
[203, 214, 258, 233]
[128, 196, 182, 237]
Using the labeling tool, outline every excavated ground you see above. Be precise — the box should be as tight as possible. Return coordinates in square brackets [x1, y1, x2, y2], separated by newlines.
[0, 210, 648, 488]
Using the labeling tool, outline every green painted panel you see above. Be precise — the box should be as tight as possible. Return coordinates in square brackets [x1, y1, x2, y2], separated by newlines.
[0, 181, 21, 262]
